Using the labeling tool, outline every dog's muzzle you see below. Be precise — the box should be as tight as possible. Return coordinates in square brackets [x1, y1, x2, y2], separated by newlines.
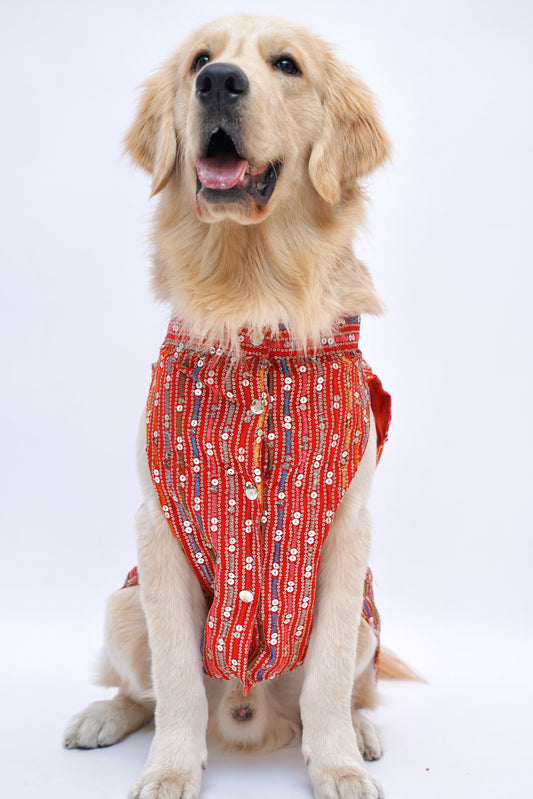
[194, 63, 281, 206]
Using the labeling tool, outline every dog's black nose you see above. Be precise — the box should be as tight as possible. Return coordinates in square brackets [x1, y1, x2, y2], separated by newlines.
[195, 63, 249, 112]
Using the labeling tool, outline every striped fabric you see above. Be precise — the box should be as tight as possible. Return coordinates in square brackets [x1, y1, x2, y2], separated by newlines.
[126, 318, 390, 692]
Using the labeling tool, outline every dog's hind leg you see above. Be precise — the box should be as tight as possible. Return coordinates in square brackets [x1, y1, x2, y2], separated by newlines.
[64, 690, 153, 749]
[300, 417, 383, 799]
[64, 585, 155, 749]
[351, 621, 382, 762]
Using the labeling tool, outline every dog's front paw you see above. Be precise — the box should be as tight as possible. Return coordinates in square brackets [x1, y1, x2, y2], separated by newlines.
[308, 761, 383, 799]
[130, 767, 202, 799]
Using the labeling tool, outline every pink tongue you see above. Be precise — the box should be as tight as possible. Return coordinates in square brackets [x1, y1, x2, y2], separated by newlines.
[197, 155, 248, 190]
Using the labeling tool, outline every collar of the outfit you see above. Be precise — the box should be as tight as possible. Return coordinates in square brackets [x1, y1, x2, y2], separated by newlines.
[164, 316, 364, 356]
[139, 316, 386, 693]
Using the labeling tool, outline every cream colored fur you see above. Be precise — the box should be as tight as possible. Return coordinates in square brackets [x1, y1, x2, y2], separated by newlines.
[65, 14, 395, 799]
[124, 15, 389, 350]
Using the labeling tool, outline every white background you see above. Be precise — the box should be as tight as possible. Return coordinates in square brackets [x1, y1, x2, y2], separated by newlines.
[1, 0, 532, 797]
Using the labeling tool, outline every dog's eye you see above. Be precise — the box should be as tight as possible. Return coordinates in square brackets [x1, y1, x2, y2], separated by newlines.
[273, 56, 301, 76]
[191, 52, 210, 73]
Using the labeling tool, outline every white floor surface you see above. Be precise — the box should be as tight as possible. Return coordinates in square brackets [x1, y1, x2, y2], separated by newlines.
[3, 615, 531, 799]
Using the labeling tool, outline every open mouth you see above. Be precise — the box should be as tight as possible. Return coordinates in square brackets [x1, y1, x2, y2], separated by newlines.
[196, 129, 281, 206]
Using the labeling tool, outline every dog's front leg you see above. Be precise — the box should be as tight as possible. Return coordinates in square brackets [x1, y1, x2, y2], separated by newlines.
[131, 426, 208, 799]
[301, 420, 383, 799]
[131, 502, 208, 799]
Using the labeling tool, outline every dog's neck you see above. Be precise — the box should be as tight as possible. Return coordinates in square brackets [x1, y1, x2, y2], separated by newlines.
[150, 179, 383, 349]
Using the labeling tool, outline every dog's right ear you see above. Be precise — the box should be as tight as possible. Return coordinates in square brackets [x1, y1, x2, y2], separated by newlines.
[123, 59, 178, 196]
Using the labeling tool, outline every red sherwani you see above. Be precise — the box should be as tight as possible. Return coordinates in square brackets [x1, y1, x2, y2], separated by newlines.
[125, 317, 390, 692]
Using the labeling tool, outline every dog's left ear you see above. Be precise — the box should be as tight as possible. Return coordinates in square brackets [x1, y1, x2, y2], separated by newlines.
[309, 56, 391, 205]
[123, 59, 178, 196]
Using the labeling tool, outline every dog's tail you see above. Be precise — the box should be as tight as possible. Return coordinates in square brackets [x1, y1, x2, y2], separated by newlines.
[379, 647, 424, 681]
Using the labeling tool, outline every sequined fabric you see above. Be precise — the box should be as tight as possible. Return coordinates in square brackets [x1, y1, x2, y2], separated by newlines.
[134, 317, 389, 692]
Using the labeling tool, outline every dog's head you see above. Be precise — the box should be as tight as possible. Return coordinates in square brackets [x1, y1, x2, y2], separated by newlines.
[124, 15, 390, 224]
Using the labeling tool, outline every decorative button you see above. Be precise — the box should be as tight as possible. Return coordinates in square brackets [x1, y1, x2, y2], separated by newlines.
[239, 590, 254, 604]
[245, 482, 258, 500]
[249, 329, 264, 346]
[251, 398, 265, 415]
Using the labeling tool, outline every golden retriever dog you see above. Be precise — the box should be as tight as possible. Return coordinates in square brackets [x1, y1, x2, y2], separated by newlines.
[64, 14, 407, 799]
